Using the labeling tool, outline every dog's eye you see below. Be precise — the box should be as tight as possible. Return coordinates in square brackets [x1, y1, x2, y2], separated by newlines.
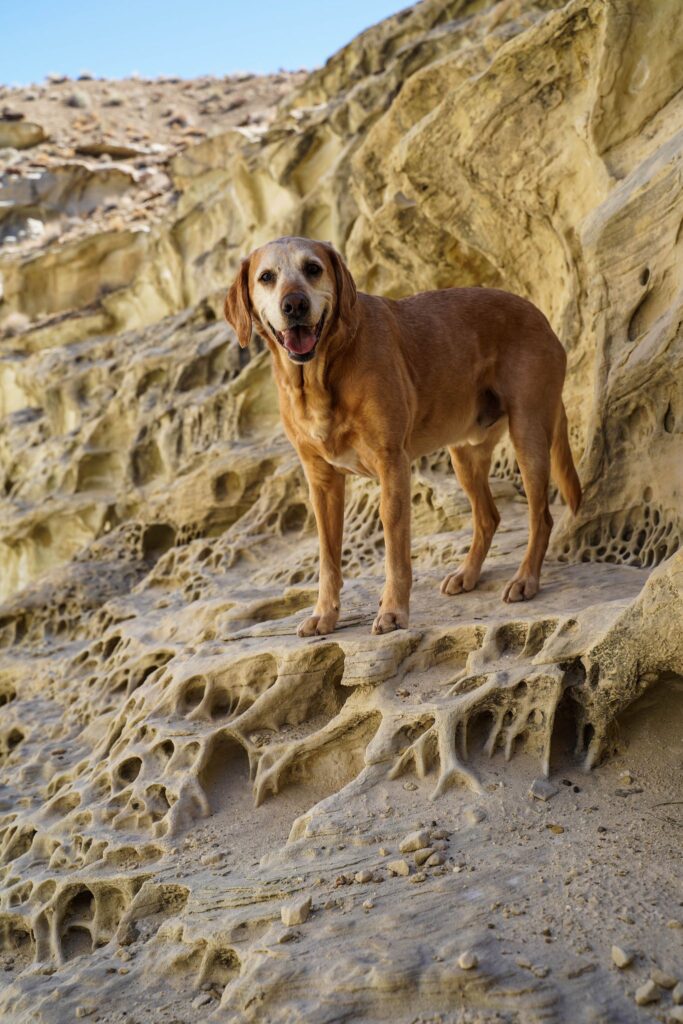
[259, 270, 275, 284]
[304, 262, 322, 278]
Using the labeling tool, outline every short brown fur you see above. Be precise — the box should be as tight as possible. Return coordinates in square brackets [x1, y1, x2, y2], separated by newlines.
[225, 237, 581, 636]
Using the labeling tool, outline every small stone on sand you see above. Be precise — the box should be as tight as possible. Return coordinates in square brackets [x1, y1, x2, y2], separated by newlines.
[388, 859, 410, 876]
[529, 778, 559, 801]
[634, 980, 660, 1006]
[611, 945, 633, 968]
[354, 870, 373, 883]
[399, 829, 431, 853]
[673, 982, 683, 1004]
[200, 850, 223, 866]
[651, 969, 677, 989]
[281, 895, 311, 926]
[458, 950, 478, 970]
[414, 847, 435, 866]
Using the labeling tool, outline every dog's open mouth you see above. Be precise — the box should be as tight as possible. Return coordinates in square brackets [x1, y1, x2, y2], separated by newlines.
[271, 313, 326, 363]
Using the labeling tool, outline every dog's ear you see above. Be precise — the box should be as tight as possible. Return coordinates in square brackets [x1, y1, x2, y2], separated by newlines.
[325, 244, 357, 330]
[224, 256, 253, 348]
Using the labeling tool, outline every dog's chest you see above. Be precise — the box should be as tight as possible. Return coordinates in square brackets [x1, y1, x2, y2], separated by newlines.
[288, 391, 374, 478]
[286, 382, 376, 477]
[310, 425, 373, 478]
[324, 446, 373, 478]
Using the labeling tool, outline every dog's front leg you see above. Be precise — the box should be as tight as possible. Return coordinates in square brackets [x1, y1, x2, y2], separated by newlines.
[373, 451, 412, 634]
[297, 455, 346, 637]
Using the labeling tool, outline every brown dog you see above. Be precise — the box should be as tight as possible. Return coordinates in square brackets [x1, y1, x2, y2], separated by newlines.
[225, 236, 581, 637]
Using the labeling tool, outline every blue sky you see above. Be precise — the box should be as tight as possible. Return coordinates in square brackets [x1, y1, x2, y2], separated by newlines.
[2, 1, 408, 86]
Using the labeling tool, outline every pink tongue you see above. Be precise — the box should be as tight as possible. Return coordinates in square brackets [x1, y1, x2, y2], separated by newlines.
[283, 326, 316, 355]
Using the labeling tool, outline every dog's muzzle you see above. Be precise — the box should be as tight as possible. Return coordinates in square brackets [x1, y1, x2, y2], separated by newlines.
[270, 312, 326, 363]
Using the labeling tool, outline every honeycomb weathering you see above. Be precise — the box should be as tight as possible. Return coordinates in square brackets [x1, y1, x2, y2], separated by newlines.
[1, 1, 682, 1021]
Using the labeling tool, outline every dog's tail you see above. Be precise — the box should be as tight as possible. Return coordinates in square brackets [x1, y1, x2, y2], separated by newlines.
[551, 401, 582, 514]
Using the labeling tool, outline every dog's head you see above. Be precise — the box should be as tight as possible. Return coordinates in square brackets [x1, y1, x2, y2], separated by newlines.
[224, 237, 357, 363]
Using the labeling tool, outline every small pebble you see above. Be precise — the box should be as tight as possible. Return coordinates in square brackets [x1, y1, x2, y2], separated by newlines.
[403, 782, 418, 791]
[192, 993, 213, 1008]
[409, 871, 426, 884]
[611, 946, 633, 969]
[379, 847, 390, 857]
[458, 950, 478, 970]
[414, 847, 435, 866]
[668, 1008, 683, 1023]
[667, 920, 683, 930]
[388, 859, 410, 877]
[276, 929, 299, 943]
[464, 807, 486, 825]
[399, 830, 431, 853]
[426, 852, 445, 867]
[75, 1009, 94, 1020]
[200, 850, 223, 866]
[635, 980, 660, 1006]
[431, 829, 450, 840]
[281, 895, 311, 926]
[354, 870, 373, 884]
[362, 899, 374, 910]
[546, 824, 565, 835]
[673, 981, 683, 1004]
[65, 90, 90, 109]
[529, 778, 559, 801]
[651, 969, 677, 989]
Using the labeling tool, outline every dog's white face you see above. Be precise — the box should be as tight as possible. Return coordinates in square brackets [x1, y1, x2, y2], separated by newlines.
[250, 238, 336, 363]
[225, 236, 358, 363]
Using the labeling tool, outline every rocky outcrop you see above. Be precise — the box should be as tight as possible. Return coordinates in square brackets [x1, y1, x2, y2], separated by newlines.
[0, 2, 681, 1022]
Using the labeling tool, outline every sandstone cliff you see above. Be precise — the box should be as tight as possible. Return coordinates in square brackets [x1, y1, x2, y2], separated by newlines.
[0, 2, 681, 1022]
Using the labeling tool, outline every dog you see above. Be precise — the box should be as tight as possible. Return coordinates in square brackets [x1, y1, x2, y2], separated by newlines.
[224, 236, 581, 637]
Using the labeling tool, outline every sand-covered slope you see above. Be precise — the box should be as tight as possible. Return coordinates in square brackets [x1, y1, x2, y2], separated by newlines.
[0, 2, 681, 1022]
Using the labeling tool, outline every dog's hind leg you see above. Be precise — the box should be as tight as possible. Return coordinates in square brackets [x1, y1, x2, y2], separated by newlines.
[441, 433, 501, 596]
[503, 413, 553, 602]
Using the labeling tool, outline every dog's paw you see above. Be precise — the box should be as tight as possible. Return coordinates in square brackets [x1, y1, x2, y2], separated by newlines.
[297, 611, 338, 637]
[371, 609, 408, 635]
[440, 568, 478, 595]
[502, 575, 539, 603]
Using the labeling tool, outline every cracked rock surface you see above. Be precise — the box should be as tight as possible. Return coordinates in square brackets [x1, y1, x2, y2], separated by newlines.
[0, 1, 682, 1022]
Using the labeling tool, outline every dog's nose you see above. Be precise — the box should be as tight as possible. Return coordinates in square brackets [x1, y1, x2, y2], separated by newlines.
[281, 291, 310, 319]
